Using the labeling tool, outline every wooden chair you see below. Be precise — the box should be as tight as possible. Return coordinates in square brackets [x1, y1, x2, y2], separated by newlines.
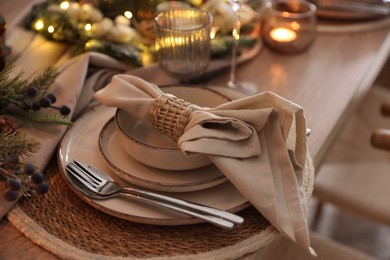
[312, 85, 390, 228]
[371, 102, 390, 151]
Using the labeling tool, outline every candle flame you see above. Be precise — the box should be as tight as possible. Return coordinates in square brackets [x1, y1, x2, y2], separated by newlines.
[270, 28, 297, 42]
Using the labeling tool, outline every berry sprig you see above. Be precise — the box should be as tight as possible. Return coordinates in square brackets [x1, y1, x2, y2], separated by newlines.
[1, 154, 48, 202]
[0, 61, 72, 202]
[22, 86, 71, 116]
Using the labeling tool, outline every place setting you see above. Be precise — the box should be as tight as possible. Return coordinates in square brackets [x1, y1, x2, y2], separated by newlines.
[308, 0, 390, 33]
[1, 1, 317, 259]
[57, 87, 250, 226]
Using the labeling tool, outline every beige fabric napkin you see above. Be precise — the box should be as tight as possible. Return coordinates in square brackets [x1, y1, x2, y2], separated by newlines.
[95, 75, 316, 255]
[0, 51, 127, 219]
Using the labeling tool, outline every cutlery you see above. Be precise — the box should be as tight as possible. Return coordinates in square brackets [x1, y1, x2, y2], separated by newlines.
[65, 160, 244, 229]
[310, 0, 390, 16]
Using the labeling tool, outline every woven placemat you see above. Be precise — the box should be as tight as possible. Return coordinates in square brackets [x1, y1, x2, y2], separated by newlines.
[7, 152, 314, 260]
[6, 86, 315, 259]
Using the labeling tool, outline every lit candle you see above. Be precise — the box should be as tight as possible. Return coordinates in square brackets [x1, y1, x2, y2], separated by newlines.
[269, 28, 297, 43]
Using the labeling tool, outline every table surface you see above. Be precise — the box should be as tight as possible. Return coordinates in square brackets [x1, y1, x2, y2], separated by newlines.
[1, 0, 390, 259]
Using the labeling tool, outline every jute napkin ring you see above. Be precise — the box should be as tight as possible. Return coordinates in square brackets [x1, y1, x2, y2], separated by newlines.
[149, 93, 201, 141]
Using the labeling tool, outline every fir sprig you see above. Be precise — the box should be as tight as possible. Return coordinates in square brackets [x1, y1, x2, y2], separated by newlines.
[13, 110, 72, 129]
[0, 63, 59, 103]
[0, 129, 41, 162]
[0, 60, 71, 201]
[29, 66, 60, 98]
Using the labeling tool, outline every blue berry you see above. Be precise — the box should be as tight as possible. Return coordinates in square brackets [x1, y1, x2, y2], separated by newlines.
[6, 179, 22, 191]
[32, 102, 41, 111]
[40, 97, 51, 108]
[23, 163, 36, 175]
[4, 190, 19, 201]
[36, 181, 49, 194]
[26, 87, 38, 97]
[60, 105, 71, 116]
[46, 93, 57, 103]
[31, 172, 44, 184]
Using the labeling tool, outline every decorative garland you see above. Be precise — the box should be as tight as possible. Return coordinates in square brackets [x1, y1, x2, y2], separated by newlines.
[23, 0, 260, 66]
[0, 61, 72, 202]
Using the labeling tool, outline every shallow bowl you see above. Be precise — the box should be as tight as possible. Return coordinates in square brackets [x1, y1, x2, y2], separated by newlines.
[115, 86, 231, 170]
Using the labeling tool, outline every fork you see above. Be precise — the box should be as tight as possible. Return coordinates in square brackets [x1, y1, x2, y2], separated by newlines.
[65, 160, 244, 229]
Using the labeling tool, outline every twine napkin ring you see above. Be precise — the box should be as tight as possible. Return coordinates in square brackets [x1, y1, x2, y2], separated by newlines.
[149, 94, 200, 141]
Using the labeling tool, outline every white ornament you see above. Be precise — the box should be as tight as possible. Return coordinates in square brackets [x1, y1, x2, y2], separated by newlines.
[115, 15, 131, 26]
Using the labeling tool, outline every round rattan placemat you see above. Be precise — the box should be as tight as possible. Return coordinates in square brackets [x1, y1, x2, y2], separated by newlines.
[7, 153, 314, 260]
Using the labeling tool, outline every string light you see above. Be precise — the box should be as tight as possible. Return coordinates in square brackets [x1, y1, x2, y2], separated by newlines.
[48, 25, 54, 33]
[34, 20, 44, 31]
[124, 11, 132, 19]
[60, 1, 70, 10]
[85, 23, 92, 31]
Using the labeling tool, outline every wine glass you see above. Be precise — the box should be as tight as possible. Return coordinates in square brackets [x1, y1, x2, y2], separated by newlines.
[227, 0, 258, 95]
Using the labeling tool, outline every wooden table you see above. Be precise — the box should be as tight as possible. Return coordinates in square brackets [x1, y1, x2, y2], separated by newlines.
[1, 1, 390, 259]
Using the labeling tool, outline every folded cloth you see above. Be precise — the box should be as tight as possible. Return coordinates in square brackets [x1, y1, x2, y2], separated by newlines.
[95, 75, 316, 255]
[0, 52, 128, 219]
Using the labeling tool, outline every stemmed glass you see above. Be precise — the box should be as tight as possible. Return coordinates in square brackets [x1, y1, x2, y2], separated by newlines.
[227, 0, 258, 95]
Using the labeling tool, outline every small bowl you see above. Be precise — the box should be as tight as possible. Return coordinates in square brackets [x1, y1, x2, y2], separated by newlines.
[114, 86, 231, 171]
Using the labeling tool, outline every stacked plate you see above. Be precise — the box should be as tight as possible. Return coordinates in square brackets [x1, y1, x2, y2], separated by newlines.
[311, 0, 390, 20]
[58, 86, 250, 225]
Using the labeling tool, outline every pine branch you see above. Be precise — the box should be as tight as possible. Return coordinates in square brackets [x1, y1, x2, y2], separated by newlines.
[84, 39, 143, 67]
[0, 130, 41, 161]
[14, 110, 72, 128]
[28, 66, 60, 98]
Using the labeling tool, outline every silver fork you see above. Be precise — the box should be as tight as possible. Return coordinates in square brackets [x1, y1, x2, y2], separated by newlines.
[65, 160, 244, 229]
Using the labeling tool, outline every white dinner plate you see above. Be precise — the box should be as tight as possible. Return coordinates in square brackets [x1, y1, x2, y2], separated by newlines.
[99, 117, 227, 192]
[58, 105, 249, 225]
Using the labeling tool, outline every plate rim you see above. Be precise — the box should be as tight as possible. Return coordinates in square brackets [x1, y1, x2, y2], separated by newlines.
[57, 88, 250, 225]
[98, 117, 228, 191]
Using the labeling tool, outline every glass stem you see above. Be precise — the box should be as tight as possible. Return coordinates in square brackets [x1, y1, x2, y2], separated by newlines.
[229, 4, 241, 88]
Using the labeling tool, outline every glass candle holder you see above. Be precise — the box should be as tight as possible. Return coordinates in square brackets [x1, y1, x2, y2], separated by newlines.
[261, 0, 317, 54]
[154, 8, 212, 82]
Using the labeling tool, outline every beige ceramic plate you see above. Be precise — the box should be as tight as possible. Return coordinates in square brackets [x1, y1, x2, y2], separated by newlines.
[113, 86, 232, 171]
[58, 105, 249, 225]
[100, 118, 227, 192]
[313, 0, 388, 20]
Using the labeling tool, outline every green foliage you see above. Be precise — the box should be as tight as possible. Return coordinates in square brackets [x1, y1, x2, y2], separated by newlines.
[0, 60, 72, 162]
[14, 110, 73, 128]
[211, 35, 259, 59]
[0, 130, 41, 161]
[84, 39, 143, 67]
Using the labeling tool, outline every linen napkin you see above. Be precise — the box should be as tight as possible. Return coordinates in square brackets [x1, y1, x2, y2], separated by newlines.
[0, 50, 128, 219]
[95, 75, 316, 255]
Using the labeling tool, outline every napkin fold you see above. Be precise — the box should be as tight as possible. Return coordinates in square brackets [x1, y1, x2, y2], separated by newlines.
[0, 51, 127, 219]
[95, 75, 316, 255]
